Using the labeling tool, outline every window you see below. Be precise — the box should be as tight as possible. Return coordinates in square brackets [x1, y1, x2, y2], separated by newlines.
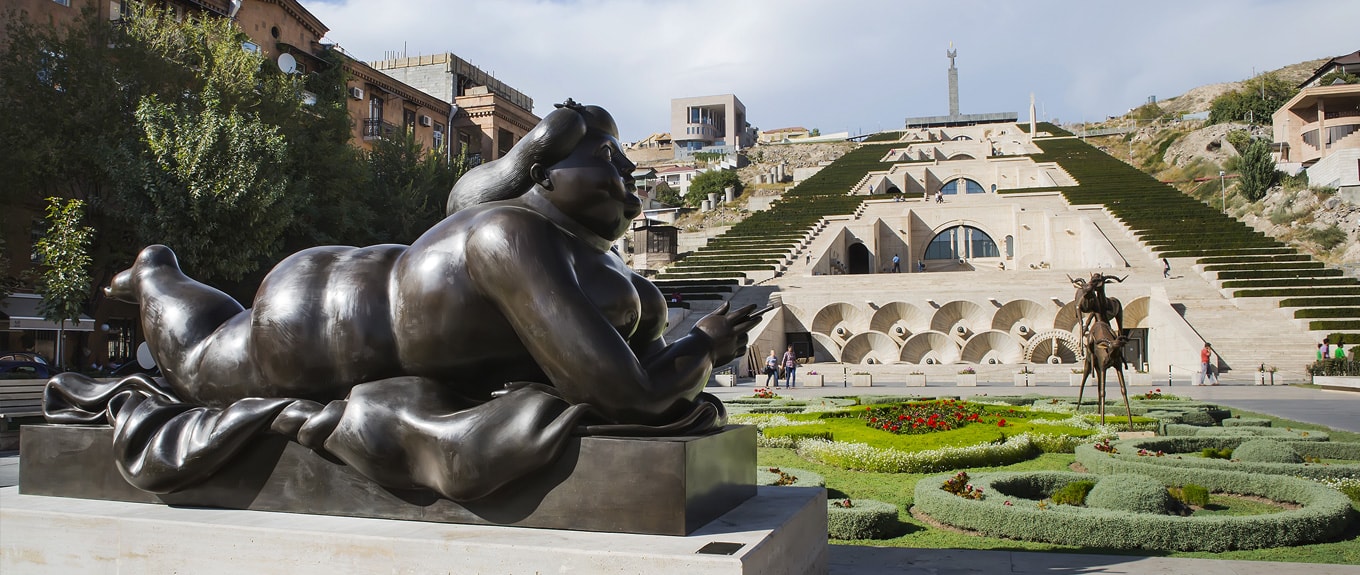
[497, 128, 514, 158]
[52, 0, 71, 6]
[924, 225, 999, 260]
[939, 178, 985, 195]
[242, 41, 260, 54]
[433, 123, 445, 150]
[403, 109, 417, 131]
[369, 96, 383, 120]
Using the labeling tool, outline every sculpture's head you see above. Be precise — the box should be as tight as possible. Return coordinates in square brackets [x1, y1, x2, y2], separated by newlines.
[531, 100, 640, 241]
[446, 100, 640, 241]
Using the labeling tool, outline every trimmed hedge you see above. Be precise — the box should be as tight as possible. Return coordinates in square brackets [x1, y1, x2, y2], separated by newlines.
[1086, 474, 1178, 514]
[1222, 418, 1272, 428]
[1233, 439, 1303, 464]
[827, 499, 899, 540]
[914, 470, 1354, 551]
[1161, 424, 1329, 441]
[795, 434, 1042, 473]
[1075, 436, 1360, 481]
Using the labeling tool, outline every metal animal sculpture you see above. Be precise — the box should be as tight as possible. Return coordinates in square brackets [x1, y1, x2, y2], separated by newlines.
[1068, 272, 1127, 346]
[1075, 319, 1134, 427]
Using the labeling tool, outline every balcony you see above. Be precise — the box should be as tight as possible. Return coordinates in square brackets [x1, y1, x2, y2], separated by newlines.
[362, 118, 398, 141]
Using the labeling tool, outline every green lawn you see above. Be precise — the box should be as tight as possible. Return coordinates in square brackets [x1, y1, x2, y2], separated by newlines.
[757, 408, 1360, 564]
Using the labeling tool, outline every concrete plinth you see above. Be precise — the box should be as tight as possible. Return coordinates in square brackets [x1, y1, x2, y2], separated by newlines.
[0, 485, 827, 575]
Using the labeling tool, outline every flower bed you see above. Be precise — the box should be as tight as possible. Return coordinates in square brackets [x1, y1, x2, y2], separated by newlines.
[913, 471, 1354, 551]
[1075, 436, 1360, 482]
[827, 498, 899, 540]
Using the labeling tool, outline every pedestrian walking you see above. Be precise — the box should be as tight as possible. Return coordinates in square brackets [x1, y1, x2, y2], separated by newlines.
[1162, 258, 1171, 279]
[891, 254, 901, 273]
[763, 350, 780, 387]
[1198, 342, 1218, 385]
[782, 345, 798, 388]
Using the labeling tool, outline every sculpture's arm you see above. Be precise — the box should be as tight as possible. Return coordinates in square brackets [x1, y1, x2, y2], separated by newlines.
[466, 210, 750, 424]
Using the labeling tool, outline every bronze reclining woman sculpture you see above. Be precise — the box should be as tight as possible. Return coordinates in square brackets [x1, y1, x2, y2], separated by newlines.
[45, 101, 761, 501]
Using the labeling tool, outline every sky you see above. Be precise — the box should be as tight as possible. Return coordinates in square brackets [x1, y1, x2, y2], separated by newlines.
[298, 0, 1360, 144]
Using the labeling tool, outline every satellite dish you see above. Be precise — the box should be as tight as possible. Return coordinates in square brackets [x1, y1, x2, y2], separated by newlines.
[135, 342, 156, 369]
[278, 53, 297, 74]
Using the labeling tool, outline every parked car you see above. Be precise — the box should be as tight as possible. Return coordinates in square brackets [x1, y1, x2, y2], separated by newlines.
[0, 350, 48, 364]
[0, 358, 52, 380]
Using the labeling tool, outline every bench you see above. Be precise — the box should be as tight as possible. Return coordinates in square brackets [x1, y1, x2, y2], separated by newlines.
[1, 378, 47, 435]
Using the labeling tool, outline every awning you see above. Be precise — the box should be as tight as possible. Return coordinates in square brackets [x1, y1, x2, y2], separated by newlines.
[0, 294, 96, 332]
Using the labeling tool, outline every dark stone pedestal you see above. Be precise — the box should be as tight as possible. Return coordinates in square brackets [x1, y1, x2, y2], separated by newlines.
[19, 424, 755, 536]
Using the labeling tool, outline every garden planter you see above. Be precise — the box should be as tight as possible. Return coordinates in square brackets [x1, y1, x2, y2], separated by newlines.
[906, 374, 927, 387]
[713, 373, 735, 387]
[850, 374, 873, 387]
[1013, 373, 1032, 387]
[956, 374, 977, 387]
[802, 373, 824, 387]
[1069, 373, 1087, 387]
[1128, 372, 1153, 386]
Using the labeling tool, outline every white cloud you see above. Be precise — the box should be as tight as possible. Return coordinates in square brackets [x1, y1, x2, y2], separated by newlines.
[300, 0, 1360, 142]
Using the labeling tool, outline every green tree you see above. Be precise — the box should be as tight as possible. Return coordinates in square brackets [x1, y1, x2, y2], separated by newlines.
[1236, 139, 1279, 202]
[686, 169, 743, 207]
[134, 91, 292, 280]
[34, 198, 93, 370]
[809, 128, 821, 137]
[651, 181, 680, 206]
[1317, 71, 1359, 86]
[1130, 102, 1164, 121]
[1208, 73, 1297, 126]
[364, 128, 468, 244]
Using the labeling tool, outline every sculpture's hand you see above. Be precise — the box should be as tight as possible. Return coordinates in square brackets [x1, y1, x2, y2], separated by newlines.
[693, 302, 761, 366]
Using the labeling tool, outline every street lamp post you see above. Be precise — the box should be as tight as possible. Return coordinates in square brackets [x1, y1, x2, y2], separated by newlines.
[1220, 170, 1227, 213]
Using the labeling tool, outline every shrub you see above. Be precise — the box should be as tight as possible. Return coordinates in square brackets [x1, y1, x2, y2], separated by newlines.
[1050, 480, 1095, 506]
[1232, 439, 1303, 464]
[1170, 483, 1210, 507]
[1222, 417, 1271, 428]
[827, 498, 898, 540]
[1087, 474, 1177, 515]
[1201, 447, 1233, 459]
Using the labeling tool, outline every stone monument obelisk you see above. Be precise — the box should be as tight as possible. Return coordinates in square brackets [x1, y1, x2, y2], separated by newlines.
[1030, 93, 1037, 135]
[947, 43, 959, 117]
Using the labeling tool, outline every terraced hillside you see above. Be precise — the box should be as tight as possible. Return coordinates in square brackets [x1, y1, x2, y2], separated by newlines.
[1013, 130, 1360, 334]
[653, 143, 897, 282]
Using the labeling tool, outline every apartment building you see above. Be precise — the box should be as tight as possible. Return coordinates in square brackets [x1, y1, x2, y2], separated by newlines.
[1272, 50, 1360, 188]
[372, 53, 539, 162]
[670, 94, 756, 160]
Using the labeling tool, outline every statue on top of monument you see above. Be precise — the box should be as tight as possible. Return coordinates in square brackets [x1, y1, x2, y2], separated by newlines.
[44, 100, 761, 502]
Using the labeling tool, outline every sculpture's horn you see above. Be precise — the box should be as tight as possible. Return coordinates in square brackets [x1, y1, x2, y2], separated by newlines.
[1067, 274, 1085, 287]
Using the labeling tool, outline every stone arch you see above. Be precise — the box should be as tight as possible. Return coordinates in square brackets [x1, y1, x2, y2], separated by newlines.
[810, 332, 842, 362]
[900, 331, 962, 365]
[811, 302, 869, 343]
[1024, 329, 1084, 364]
[1121, 296, 1151, 329]
[1053, 300, 1082, 333]
[930, 300, 989, 343]
[870, 302, 929, 344]
[847, 242, 872, 274]
[939, 177, 985, 195]
[924, 224, 1001, 260]
[946, 153, 976, 161]
[961, 330, 1025, 365]
[842, 331, 900, 365]
[992, 299, 1054, 342]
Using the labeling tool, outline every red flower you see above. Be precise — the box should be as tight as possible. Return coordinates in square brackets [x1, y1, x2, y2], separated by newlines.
[998, 419, 1007, 427]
